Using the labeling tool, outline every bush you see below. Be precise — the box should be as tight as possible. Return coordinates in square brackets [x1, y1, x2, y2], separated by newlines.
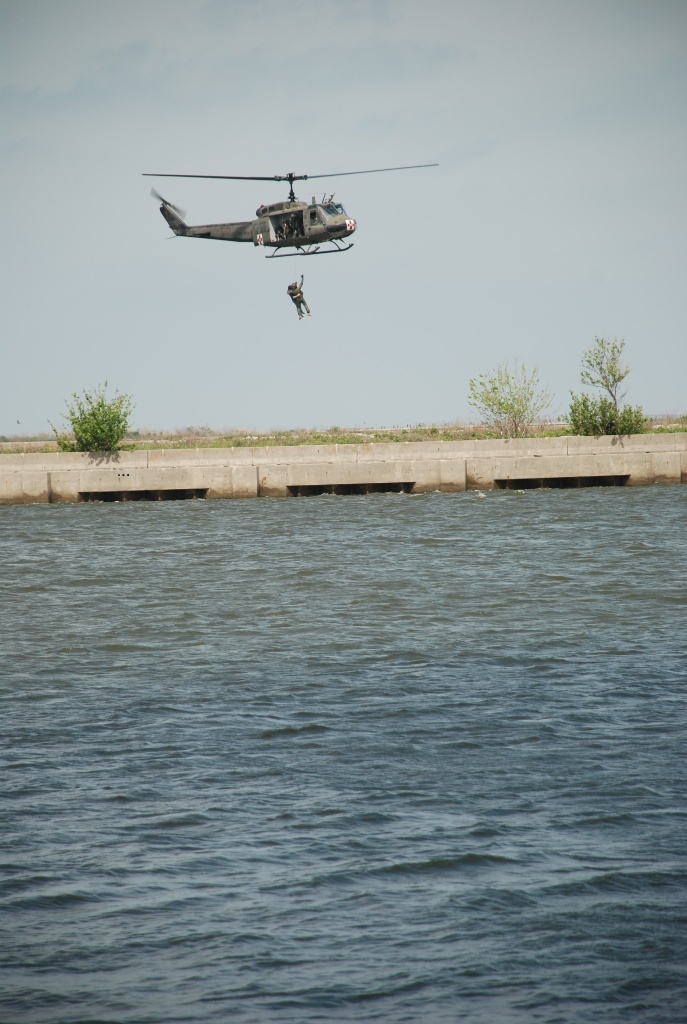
[568, 336, 647, 436]
[51, 382, 134, 452]
[468, 360, 552, 438]
[568, 393, 647, 437]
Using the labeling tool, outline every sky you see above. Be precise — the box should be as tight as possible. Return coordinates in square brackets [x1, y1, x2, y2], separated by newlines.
[1, 0, 685, 435]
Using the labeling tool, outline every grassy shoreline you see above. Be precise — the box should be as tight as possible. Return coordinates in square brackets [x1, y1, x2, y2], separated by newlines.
[2, 417, 686, 454]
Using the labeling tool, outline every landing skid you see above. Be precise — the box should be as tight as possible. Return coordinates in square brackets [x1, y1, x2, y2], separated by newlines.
[265, 240, 354, 258]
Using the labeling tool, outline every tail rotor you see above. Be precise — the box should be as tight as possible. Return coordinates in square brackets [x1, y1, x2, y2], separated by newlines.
[150, 188, 186, 221]
[150, 188, 188, 235]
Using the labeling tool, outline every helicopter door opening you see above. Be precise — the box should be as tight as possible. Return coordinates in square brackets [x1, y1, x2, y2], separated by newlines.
[272, 211, 304, 242]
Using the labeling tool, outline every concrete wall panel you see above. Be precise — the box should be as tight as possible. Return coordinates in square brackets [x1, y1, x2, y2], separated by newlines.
[78, 469, 153, 492]
[258, 459, 423, 495]
[284, 460, 409, 485]
[21, 472, 50, 503]
[193, 466, 258, 498]
[51, 451, 149, 471]
[624, 454, 658, 485]
[48, 472, 82, 502]
[228, 465, 259, 499]
[471, 437, 569, 459]
[409, 459, 467, 492]
[83, 451, 149, 469]
[0, 453, 52, 471]
[252, 444, 356, 465]
[0, 472, 28, 503]
[1, 451, 149, 473]
[567, 434, 687, 456]
[652, 452, 682, 484]
[78, 467, 219, 492]
[438, 459, 467, 491]
[258, 465, 288, 497]
[466, 452, 655, 489]
[149, 448, 254, 468]
[362, 441, 450, 462]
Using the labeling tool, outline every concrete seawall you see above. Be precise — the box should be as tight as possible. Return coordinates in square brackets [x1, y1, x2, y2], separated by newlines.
[1, 435, 685, 505]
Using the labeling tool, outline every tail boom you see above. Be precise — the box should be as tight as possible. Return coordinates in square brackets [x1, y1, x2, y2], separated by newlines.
[158, 201, 252, 242]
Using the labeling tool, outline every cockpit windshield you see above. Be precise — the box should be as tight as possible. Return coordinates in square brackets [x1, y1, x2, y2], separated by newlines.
[321, 202, 346, 217]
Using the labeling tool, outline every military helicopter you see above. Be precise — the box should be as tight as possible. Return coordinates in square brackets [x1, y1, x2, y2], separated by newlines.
[143, 164, 437, 258]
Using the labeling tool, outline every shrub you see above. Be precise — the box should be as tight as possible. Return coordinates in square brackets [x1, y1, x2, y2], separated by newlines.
[568, 393, 647, 437]
[568, 337, 646, 436]
[468, 360, 552, 438]
[51, 382, 134, 452]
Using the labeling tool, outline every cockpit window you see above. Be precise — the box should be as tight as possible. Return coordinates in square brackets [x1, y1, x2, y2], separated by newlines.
[322, 203, 346, 217]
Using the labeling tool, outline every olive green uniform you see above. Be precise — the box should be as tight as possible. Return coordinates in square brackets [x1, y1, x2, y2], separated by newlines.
[287, 275, 311, 318]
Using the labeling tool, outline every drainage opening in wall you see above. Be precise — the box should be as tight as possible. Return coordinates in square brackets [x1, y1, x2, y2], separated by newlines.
[287, 482, 415, 497]
[495, 475, 630, 490]
[79, 489, 209, 502]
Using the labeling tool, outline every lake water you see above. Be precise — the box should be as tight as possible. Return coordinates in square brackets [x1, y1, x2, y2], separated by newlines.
[1, 487, 686, 1023]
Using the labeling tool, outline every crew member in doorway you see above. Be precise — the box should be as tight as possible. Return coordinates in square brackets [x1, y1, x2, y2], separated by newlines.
[287, 275, 311, 319]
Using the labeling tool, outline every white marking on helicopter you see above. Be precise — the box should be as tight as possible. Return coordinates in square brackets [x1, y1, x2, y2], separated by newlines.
[257, 234, 264, 245]
[346, 219, 356, 231]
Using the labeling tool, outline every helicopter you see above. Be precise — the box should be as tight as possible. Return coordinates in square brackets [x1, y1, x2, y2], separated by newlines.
[143, 164, 438, 258]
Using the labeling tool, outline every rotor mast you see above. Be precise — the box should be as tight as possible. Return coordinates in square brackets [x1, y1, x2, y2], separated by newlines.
[279, 173, 306, 202]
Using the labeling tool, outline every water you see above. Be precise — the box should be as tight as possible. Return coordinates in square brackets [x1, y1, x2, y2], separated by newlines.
[1, 487, 686, 1024]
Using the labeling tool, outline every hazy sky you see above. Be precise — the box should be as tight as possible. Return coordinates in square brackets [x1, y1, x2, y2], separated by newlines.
[1, 0, 685, 435]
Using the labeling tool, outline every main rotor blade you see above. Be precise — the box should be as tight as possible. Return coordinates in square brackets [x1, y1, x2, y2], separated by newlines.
[143, 173, 299, 182]
[142, 163, 438, 183]
[306, 163, 439, 181]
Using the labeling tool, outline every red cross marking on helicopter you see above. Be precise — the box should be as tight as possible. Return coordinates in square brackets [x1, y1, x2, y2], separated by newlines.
[346, 219, 356, 231]
[257, 234, 264, 245]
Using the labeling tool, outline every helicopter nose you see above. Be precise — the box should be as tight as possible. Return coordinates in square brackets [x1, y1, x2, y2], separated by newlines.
[329, 218, 356, 236]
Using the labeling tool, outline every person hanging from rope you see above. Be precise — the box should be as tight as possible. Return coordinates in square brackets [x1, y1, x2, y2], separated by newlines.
[287, 275, 311, 319]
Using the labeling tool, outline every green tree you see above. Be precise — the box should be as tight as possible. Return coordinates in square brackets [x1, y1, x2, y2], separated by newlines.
[568, 337, 647, 436]
[51, 382, 134, 452]
[468, 360, 552, 438]
[579, 336, 630, 411]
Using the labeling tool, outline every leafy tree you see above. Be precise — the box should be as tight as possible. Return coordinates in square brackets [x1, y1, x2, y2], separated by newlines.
[468, 360, 552, 438]
[579, 336, 630, 410]
[51, 382, 134, 452]
[568, 337, 647, 436]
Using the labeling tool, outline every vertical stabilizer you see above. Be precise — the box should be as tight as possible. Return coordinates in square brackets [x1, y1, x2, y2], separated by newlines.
[151, 189, 188, 235]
